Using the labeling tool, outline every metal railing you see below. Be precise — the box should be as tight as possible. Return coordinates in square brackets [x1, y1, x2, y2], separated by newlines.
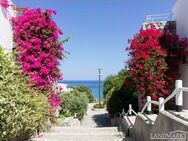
[146, 13, 173, 23]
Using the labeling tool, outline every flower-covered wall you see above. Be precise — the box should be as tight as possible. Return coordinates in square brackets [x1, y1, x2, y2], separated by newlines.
[0, 0, 16, 51]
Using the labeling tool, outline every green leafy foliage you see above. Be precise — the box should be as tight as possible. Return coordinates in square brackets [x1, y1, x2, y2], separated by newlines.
[72, 86, 94, 103]
[103, 69, 138, 117]
[60, 91, 88, 120]
[0, 48, 50, 141]
[103, 75, 116, 99]
[93, 103, 104, 109]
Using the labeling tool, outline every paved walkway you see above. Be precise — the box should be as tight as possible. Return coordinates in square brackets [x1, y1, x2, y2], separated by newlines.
[81, 103, 111, 127]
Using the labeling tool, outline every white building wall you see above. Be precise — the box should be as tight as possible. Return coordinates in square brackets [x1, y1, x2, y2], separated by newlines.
[173, 0, 188, 109]
[173, 0, 188, 38]
[0, 0, 16, 52]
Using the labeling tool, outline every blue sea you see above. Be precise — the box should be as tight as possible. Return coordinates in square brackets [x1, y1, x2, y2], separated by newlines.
[59, 80, 104, 100]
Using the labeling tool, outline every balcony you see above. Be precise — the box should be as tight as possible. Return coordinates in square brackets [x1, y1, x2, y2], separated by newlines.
[145, 13, 174, 23]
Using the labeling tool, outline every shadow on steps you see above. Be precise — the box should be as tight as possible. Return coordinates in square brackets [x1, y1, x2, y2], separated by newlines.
[92, 113, 111, 127]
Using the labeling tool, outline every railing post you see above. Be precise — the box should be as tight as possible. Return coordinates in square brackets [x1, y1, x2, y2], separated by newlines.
[159, 97, 164, 112]
[128, 104, 132, 115]
[121, 108, 125, 117]
[175, 80, 183, 112]
[147, 96, 152, 115]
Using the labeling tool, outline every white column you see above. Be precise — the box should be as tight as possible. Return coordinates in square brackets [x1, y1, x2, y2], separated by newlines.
[175, 80, 183, 111]
[147, 96, 151, 114]
[128, 104, 132, 115]
[159, 97, 164, 112]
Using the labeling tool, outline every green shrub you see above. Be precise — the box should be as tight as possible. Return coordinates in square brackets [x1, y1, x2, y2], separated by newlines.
[60, 91, 88, 120]
[72, 86, 94, 103]
[103, 75, 116, 98]
[104, 69, 138, 117]
[93, 103, 104, 109]
[58, 112, 72, 118]
[0, 48, 50, 141]
[106, 86, 137, 117]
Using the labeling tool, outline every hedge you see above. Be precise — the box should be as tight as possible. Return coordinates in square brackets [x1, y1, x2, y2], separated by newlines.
[0, 48, 50, 141]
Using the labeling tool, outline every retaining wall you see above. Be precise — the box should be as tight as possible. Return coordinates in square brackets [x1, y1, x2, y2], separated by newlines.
[132, 111, 188, 141]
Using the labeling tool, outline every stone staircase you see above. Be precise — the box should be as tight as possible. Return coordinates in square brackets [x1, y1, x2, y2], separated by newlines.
[31, 103, 135, 141]
[121, 110, 188, 141]
[31, 126, 134, 141]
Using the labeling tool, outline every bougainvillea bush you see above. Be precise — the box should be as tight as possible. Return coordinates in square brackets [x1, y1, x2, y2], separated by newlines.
[0, 48, 50, 141]
[126, 25, 188, 101]
[0, 0, 9, 9]
[12, 8, 63, 109]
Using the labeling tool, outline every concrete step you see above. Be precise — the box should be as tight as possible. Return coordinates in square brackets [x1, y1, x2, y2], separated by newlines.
[32, 136, 134, 141]
[32, 138, 124, 141]
[51, 126, 119, 133]
[31, 126, 125, 141]
[32, 134, 124, 141]
[42, 132, 124, 136]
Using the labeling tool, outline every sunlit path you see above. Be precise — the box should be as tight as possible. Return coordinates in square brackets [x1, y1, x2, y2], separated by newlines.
[81, 103, 111, 127]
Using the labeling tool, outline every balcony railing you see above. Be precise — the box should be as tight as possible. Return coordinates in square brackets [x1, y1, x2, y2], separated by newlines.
[145, 14, 173, 23]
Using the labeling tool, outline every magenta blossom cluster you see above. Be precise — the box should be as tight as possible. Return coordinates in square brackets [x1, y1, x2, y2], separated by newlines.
[12, 8, 63, 108]
[0, 0, 9, 8]
[48, 92, 61, 108]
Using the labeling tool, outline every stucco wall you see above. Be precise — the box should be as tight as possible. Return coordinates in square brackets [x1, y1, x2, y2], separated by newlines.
[0, 0, 16, 52]
[173, 0, 188, 38]
[173, 0, 188, 109]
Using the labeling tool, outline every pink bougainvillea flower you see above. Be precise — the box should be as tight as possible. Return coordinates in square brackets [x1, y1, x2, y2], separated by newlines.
[48, 92, 61, 108]
[32, 62, 41, 69]
[12, 8, 64, 110]
[0, 0, 9, 9]
[41, 67, 50, 74]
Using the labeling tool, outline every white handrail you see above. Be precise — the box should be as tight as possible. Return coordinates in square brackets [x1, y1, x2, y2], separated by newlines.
[150, 101, 159, 105]
[140, 89, 179, 114]
[141, 100, 159, 114]
[160, 89, 177, 108]
[141, 102, 149, 114]
[181, 87, 188, 92]
[127, 105, 138, 116]
[127, 80, 187, 116]
[131, 109, 138, 116]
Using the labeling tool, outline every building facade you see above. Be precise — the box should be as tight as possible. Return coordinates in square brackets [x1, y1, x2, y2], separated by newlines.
[0, 0, 16, 52]
[173, 0, 188, 109]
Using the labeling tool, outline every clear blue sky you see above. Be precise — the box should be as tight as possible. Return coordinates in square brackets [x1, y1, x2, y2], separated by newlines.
[12, 0, 176, 80]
